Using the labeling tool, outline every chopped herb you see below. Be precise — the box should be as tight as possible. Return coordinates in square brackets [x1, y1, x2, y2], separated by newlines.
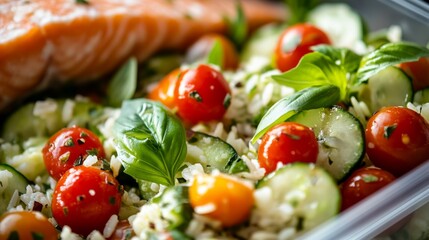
[363, 174, 379, 183]
[189, 91, 203, 102]
[223, 94, 231, 109]
[63, 207, 69, 216]
[64, 138, 74, 147]
[224, 1, 247, 47]
[77, 195, 85, 202]
[31, 232, 44, 240]
[59, 151, 71, 163]
[285, 133, 301, 140]
[77, 138, 85, 145]
[188, 136, 198, 144]
[73, 156, 83, 166]
[86, 148, 99, 156]
[0, 181, 3, 187]
[384, 124, 397, 139]
[109, 196, 116, 205]
[296, 216, 305, 231]
[76, 0, 89, 4]
[328, 157, 333, 165]
[80, 132, 88, 138]
[101, 159, 112, 171]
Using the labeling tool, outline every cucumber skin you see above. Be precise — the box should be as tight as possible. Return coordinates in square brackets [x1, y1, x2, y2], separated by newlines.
[0, 163, 29, 214]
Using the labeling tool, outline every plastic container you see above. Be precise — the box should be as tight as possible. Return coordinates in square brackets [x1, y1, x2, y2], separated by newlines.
[299, 1, 429, 239]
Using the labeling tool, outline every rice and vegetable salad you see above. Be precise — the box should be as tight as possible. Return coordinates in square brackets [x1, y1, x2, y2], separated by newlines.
[1, 1, 429, 240]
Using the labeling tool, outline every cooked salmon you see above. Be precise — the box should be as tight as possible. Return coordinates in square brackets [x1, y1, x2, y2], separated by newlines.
[0, 0, 286, 111]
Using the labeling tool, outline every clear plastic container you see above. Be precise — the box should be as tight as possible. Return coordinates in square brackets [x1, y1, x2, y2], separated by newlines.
[299, 1, 429, 239]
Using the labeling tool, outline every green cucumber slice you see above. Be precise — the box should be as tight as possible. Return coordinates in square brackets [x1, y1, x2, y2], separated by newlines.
[257, 163, 340, 231]
[0, 163, 29, 214]
[289, 107, 365, 181]
[358, 66, 413, 113]
[186, 131, 248, 174]
[414, 87, 429, 104]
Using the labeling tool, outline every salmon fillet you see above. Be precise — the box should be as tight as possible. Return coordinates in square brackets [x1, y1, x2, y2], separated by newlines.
[0, 0, 286, 111]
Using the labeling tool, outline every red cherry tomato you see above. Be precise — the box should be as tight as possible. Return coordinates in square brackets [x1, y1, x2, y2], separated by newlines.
[148, 68, 182, 109]
[341, 167, 395, 211]
[174, 64, 232, 125]
[52, 166, 122, 237]
[185, 33, 239, 70]
[42, 126, 106, 181]
[365, 106, 429, 176]
[258, 122, 319, 175]
[275, 23, 331, 72]
[399, 57, 429, 91]
[0, 211, 58, 240]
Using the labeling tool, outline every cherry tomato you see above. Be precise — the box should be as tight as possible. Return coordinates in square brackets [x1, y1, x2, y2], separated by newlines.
[189, 173, 254, 227]
[274, 23, 331, 72]
[107, 220, 135, 240]
[185, 33, 239, 70]
[258, 122, 319, 175]
[0, 211, 58, 240]
[42, 126, 106, 180]
[52, 166, 123, 237]
[174, 64, 232, 125]
[399, 57, 429, 91]
[341, 167, 395, 211]
[366, 106, 429, 176]
[148, 68, 182, 109]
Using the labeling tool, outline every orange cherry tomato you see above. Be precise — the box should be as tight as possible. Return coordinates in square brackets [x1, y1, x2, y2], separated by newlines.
[52, 166, 123, 237]
[174, 64, 232, 125]
[189, 173, 254, 227]
[186, 33, 239, 70]
[399, 57, 429, 91]
[341, 167, 395, 211]
[148, 68, 183, 109]
[0, 211, 58, 240]
[275, 23, 331, 72]
[365, 106, 429, 176]
[258, 122, 319, 175]
[42, 126, 106, 181]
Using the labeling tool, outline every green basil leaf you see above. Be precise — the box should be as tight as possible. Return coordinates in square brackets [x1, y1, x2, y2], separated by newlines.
[206, 39, 224, 68]
[356, 42, 429, 84]
[76, 0, 89, 4]
[107, 57, 138, 107]
[312, 45, 362, 72]
[224, 2, 247, 47]
[251, 85, 340, 143]
[272, 52, 348, 99]
[285, 0, 319, 24]
[113, 99, 187, 186]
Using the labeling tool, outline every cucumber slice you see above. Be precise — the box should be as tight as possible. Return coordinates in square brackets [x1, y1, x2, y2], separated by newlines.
[257, 163, 340, 231]
[186, 131, 248, 174]
[0, 163, 29, 214]
[288, 107, 365, 181]
[307, 3, 365, 49]
[414, 88, 429, 104]
[358, 66, 413, 113]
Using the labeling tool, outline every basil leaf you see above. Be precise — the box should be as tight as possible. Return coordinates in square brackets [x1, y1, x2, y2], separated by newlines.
[312, 45, 362, 72]
[107, 57, 138, 107]
[206, 39, 224, 68]
[251, 85, 340, 142]
[272, 52, 348, 99]
[224, 2, 247, 47]
[113, 99, 187, 186]
[76, 0, 89, 4]
[356, 42, 429, 84]
[285, 0, 319, 24]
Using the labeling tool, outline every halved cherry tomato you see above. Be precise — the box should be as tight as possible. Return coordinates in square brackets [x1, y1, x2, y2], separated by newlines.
[0, 211, 58, 240]
[42, 126, 106, 181]
[366, 106, 429, 176]
[51, 166, 123, 237]
[148, 68, 182, 109]
[341, 167, 395, 211]
[185, 33, 239, 70]
[189, 173, 254, 227]
[275, 23, 331, 72]
[399, 57, 429, 91]
[258, 122, 319, 175]
[174, 64, 232, 125]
